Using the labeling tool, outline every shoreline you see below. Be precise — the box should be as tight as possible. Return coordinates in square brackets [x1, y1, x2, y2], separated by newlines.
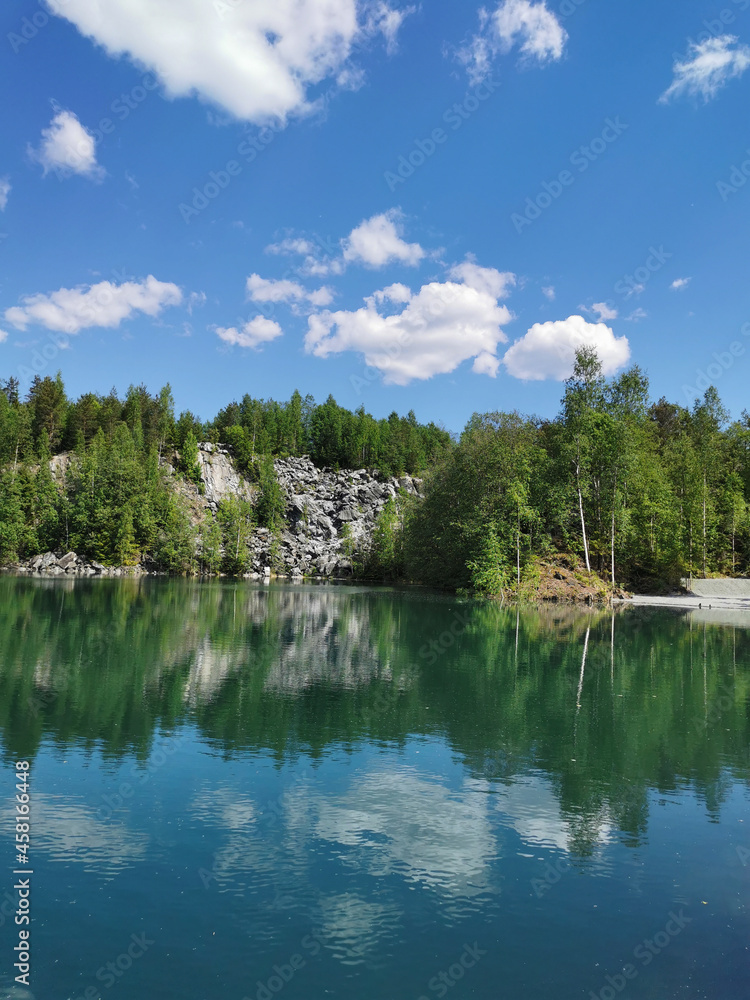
[614, 594, 750, 610]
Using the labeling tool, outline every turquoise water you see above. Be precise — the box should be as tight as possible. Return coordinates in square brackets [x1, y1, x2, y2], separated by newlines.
[0, 578, 748, 999]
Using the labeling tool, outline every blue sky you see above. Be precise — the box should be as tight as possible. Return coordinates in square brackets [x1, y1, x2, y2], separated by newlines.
[1, 0, 749, 433]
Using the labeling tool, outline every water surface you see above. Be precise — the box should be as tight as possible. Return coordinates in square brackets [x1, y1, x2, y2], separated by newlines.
[0, 578, 748, 999]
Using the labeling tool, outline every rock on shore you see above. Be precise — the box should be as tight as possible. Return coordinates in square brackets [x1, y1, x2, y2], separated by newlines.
[8, 551, 144, 578]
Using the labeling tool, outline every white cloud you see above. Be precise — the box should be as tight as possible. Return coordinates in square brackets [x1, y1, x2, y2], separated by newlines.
[363, 1, 415, 54]
[266, 211, 427, 276]
[29, 110, 104, 180]
[542, 285, 555, 301]
[246, 273, 333, 307]
[670, 277, 691, 291]
[590, 301, 618, 321]
[305, 265, 514, 384]
[342, 209, 425, 268]
[4, 275, 182, 334]
[216, 316, 283, 349]
[503, 315, 630, 381]
[0, 329, 8, 343]
[0, 177, 10, 210]
[267, 237, 318, 257]
[49, 0, 412, 123]
[660, 35, 750, 103]
[460, 0, 567, 82]
[448, 260, 515, 299]
[625, 308, 648, 322]
[188, 290, 207, 312]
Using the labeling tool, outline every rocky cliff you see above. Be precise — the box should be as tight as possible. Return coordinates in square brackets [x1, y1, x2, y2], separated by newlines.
[261, 455, 420, 579]
[193, 446, 421, 579]
[9, 447, 421, 579]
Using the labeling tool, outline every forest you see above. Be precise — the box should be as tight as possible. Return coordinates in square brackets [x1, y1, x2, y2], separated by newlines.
[0, 348, 749, 593]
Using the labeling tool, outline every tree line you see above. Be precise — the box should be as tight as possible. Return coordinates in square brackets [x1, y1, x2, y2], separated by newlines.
[0, 374, 450, 570]
[1, 356, 748, 590]
[390, 349, 750, 593]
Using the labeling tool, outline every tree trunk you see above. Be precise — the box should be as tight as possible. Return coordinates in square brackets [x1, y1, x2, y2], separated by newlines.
[516, 509, 521, 590]
[578, 478, 591, 572]
[702, 471, 707, 577]
[610, 468, 617, 587]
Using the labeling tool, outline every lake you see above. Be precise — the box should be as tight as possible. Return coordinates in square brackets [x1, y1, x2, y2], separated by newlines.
[0, 577, 748, 1000]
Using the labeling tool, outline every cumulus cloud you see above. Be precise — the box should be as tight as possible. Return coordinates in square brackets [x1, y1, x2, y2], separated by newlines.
[342, 209, 425, 268]
[305, 264, 515, 384]
[246, 273, 333, 307]
[48, 0, 412, 123]
[4, 276, 182, 334]
[503, 315, 630, 381]
[266, 210, 427, 276]
[29, 110, 104, 180]
[448, 260, 516, 298]
[660, 36, 750, 103]
[542, 285, 555, 301]
[590, 301, 618, 321]
[460, 0, 567, 82]
[670, 277, 691, 291]
[0, 329, 8, 343]
[215, 316, 283, 349]
[0, 177, 10, 210]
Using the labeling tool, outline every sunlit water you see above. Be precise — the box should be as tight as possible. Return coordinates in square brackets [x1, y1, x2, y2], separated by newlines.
[0, 577, 748, 1000]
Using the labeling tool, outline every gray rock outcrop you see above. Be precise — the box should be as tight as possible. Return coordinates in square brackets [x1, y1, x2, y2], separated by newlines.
[198, 443, 254, 511]
[244, 456, 421, 578]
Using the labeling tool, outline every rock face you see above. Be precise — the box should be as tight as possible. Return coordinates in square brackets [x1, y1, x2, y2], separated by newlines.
[245, 456, 421, 578]
[198, 443, 254, 511]
[2, 450, 422, 580]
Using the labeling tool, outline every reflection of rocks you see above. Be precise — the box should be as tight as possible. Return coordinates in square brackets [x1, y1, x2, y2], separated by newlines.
[176, 588, 412, 702]
[256, 589, 406, 694]
[183, 637, 243, 706]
